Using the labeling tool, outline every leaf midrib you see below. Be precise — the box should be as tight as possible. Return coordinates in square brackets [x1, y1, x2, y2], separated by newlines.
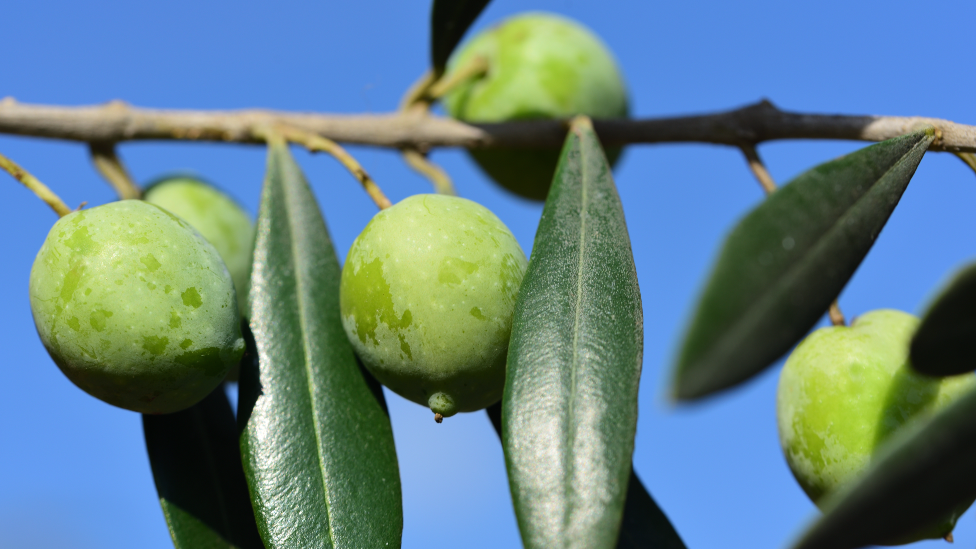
[692, 134, 931, 386]
[282, 151, 337, 549]
[563, 130, 588, 539]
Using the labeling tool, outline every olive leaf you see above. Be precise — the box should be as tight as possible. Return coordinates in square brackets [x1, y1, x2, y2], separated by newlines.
[486, 404, 686, 549]
[143, 384, 264, 549]
[673, 130, 935, 400]
[789, 385, 976, 549]
[502, 116, 643, 549]
[430, 0, 491, 74]
[910, 261, 976, 376]
[615, 470, 687, 549]
[238, 139, 401, 549]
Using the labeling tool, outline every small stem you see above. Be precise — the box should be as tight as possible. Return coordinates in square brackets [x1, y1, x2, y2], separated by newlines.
[739, 144, 778, 194]
[273, 125, 392, 210]
[944, 532, 953, 543]
[400, 148, 455, 195]
[395, 59, 486, 195]
[828, 301, 846, 326]
[433, 413, 444, 424]
[426, 56, 488, 100]
[399, 56, 489, 113]
[953, 152, 976, 174]
[90, 142, 141, 199]
[399, 70, 438, 112]
[0, 151, 72, 217]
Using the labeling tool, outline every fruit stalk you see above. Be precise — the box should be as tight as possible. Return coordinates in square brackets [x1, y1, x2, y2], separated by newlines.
[89, 142, 141, 199]
[270, 125, 392, 210]
[0, 150, 71, 217]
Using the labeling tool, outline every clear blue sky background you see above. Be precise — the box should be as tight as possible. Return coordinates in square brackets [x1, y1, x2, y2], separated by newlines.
[2, 2, 975, 548]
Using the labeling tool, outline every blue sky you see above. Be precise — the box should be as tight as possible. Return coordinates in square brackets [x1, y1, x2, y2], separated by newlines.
[2, 1, 975, 548]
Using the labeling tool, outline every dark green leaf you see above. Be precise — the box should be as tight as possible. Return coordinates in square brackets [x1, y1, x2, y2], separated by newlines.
[615, 470, 687, 549]
[430, 0, 491, 73]
[911, 262, 976, 376]
[673, 130, 934, 400]
[503, 117, 643, 549]
[486, 404, 686, 549]
[238, 139, 402, 549]
[789, 385, 976, 549]
[143, 384, 263, 549]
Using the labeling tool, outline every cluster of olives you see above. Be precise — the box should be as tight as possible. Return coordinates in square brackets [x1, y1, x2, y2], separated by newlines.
[336, 12, 623, 419]
[30, 11, 622, 418]
[22, 10, 976, 549]
[30, 176, 254, 414]
[777, 310, 976, 543]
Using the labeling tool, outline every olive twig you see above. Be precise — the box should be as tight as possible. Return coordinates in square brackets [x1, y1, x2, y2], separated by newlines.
[739, 144, 848, 327]
[271, 125, 392, 211]
[0, 150, 72, 217]
[400, 148, 456, 195]
[5, 98, 976, 153]
[89, 142, 141, 199]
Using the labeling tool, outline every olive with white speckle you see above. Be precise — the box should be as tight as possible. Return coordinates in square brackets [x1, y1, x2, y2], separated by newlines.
[29, 200, 245, 414]
[339, 194, 527, 420]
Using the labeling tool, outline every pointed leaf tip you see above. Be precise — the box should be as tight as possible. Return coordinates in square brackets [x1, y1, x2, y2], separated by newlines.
[430, 0, 491, 73]
[616, 471, 687, 549]
[673, 131, 933, 400]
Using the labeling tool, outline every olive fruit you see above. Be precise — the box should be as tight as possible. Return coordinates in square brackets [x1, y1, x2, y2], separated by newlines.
[777, 309, 976, 544]
[442, 12, 629, 200]
[29, 200, 245, 414]
[339, 194, 528, 420]
[143, 176, 254, 316]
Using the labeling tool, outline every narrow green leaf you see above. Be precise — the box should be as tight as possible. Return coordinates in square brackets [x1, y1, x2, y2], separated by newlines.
[238, 140, 402, 549]
[430, 0, 491, 73]
[615, 470, 687, 549]
[911, 262, 976, 376]
[790, 385, 976, 549]
[143, 384, 263, 549]
[503, 117, 643, 549]
[673, 130, 934, 400]
[487, 405, 685, 549]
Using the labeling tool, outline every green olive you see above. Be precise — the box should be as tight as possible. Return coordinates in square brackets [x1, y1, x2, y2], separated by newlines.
[443, 12, 629, 200]
[777, 309, 976, 544]
[339, 194, 527, 420]
[143, 176, 254, 317]
[29, 200, 245, 414]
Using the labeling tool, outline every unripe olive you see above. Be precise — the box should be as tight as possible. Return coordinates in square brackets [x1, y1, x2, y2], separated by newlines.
[143, 176, 254, 317]
[339, 194, 527, 420]
[29, 200, 245, 414]
[777, 309, 976, 544]
[443, 12, 629, 200]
